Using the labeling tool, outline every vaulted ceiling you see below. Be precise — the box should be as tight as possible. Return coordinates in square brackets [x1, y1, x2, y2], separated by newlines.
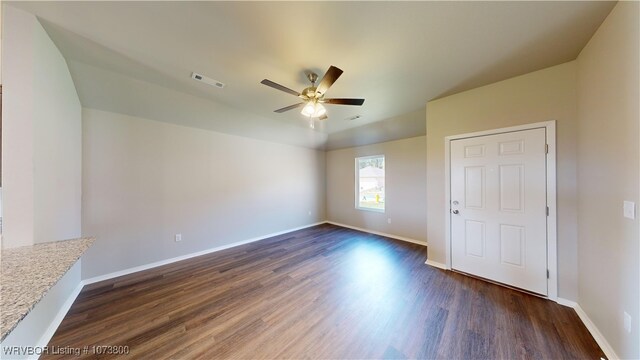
[9, 1, 615, 149]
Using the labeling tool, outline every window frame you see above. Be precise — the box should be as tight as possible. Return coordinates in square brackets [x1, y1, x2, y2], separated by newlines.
[354, 154, 386, 213]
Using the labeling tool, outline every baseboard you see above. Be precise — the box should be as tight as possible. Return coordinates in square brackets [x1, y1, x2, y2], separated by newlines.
[82, 222, 327, 285]
[556, 297, 577, 308]
[425, 259, 449, 270]
[557, 298, 619, 360]
[33, 280, 85, 357]
[326, 221, 427, 247]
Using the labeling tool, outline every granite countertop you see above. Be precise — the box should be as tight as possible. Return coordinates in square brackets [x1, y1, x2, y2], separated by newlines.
[0, 237, 95, 342]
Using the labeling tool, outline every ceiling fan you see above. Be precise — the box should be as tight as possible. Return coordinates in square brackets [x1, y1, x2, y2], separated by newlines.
[261, 65, 364, 121]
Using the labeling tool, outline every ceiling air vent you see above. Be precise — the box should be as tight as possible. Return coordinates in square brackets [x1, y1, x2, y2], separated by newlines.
[191, 72, 225, 89]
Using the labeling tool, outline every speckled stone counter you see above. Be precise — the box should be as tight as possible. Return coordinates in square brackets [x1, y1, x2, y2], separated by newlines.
[0, 237, 95, 341]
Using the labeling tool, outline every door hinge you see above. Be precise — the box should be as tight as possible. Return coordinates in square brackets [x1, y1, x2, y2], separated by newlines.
[546, 206, 549, 216]
[545, 144, 549, 154]
[547, 269, 550, 279]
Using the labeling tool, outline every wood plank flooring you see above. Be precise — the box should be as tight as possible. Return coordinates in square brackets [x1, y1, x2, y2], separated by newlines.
[45, 224, 604, 359]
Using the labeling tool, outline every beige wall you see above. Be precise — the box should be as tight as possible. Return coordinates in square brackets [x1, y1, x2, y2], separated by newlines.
[81, 108, 326, 279]
[326, 136, 427, 243]
[1, 6, 81, 248]
[426, 62, 579, 300]
[576, 2, 639, 358]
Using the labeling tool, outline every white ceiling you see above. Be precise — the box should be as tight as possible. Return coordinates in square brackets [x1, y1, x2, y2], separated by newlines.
[9, 1, 615, 149]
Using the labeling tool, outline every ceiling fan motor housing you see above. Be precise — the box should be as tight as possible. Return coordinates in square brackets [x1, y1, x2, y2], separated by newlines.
[302, 87, 319, 100]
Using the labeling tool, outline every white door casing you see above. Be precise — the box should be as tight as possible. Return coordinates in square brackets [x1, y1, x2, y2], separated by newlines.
[450, 127, 548, 295]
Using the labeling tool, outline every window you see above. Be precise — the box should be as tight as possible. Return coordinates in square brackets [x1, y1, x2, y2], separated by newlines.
[356, 155, 385, 212]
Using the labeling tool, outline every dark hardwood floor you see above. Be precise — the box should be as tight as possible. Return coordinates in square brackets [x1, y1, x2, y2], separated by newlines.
[45, 224, 604, 359]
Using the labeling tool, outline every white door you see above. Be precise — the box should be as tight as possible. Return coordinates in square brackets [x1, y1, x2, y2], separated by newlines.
[450, 128, 548, 295]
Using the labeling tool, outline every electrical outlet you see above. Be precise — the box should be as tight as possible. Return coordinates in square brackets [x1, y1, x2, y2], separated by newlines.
[387, 218, 392, 224]
[175, 234, 182, 242]
[624, 311, 631, 333]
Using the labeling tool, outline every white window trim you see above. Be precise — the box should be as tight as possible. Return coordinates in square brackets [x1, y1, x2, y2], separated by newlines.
[443, 120, 557, 301]
[355, 154, 386, 213]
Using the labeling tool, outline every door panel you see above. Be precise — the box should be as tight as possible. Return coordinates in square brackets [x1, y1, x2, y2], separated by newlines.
[464, 166, 485, 209]
[500, 224, 525, 267]
[465, 220, 485, 258]
[450, 128, 547, 295]
[499, 164, 524, 212]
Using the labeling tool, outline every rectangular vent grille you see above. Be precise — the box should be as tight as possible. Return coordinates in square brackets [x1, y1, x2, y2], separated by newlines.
[191, 72, 225, 88]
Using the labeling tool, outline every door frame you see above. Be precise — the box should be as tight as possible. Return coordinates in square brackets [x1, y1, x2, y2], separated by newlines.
[444, 120, 557, 301]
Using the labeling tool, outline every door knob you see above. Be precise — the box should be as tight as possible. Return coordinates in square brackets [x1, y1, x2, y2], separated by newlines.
[452, 210, 459, 214]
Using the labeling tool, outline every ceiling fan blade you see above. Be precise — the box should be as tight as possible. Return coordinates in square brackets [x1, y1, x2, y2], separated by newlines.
[315, 66, 343, 96]
[317, 114, 328, 121]
[274, 103, 305, 113]
[261, 79, 301, 97]
[322, 98, 365, 106]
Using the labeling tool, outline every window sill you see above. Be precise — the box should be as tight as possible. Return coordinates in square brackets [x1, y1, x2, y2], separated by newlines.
[355, 207, 385, 213]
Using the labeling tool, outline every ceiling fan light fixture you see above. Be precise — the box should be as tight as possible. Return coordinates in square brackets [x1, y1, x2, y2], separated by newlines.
[301, 102, 326, 118]
[314, 103, 326, 117]
[301, 102, 316, 117]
